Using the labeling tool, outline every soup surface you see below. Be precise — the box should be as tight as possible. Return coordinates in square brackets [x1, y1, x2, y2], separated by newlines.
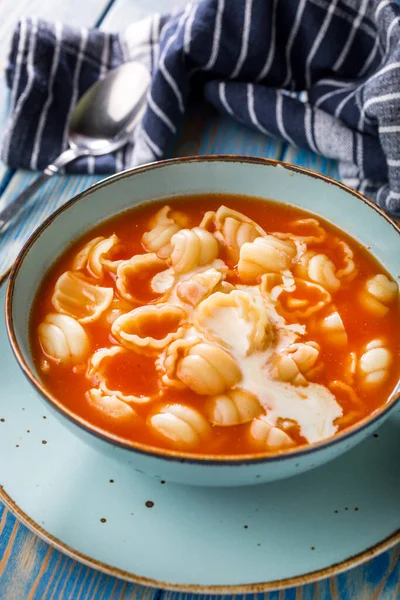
[31, 195, 400, 455]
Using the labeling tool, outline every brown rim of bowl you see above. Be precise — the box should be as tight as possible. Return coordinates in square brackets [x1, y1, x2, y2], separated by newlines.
[0, 486, 399, 593]
[5, 155, 400, 465]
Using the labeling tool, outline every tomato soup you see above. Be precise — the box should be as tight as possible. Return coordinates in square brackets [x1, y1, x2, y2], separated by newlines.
[30, 195, 400, 455]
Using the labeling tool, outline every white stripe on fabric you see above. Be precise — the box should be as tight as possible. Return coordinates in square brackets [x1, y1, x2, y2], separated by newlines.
[99, 33, 110, 78]
[2, 17, 38, 162]
[87, 155, 95, 174]
[305, 0, 338, 89]
[379, 125, 400, 132]
[30, 21, 63, 170]
[148, 91, 177, 133]
[152, 14, 161, 68]
[256, 0, 279, 81]
[276, 93, 296, 146]
[342, 178, 361, 187]
[247, 83, 272, 136]
[158, 6, 191, 113]
[219, 82, 234, 116]
[385, 16, 400, 49]
[388, 190, 400, 199]
[203, 0, 225, 70]
[304, 104, 318, 153]
[366, 60, 400, 83]
[333, 0, 369, 71]
[230, 0, 252, 78]
[356, 130, 364, 183]
[116, 149, 123, 172]
[357, 34, 380, 78]
[141, 127, 163, 157]
[387, 158, 400, 167]
[363, 91, 400, 113]
[335, 61, 400, 119]
[61, 28, 88, 155]
[315, 78, 354, 88]
[359, 179, 368, 195]
[10, 18, 28, 112]
[282, 0, 307, 88]
[375, 0, 394, 18]
[376, 185, 385, 207]
[183, 3, 198, 54]
[309, 0, 375, 40]
[315, 85, 351, 109]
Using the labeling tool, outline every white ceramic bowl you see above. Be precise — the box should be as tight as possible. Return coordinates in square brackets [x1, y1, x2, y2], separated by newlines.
[6, 156, 400, 486]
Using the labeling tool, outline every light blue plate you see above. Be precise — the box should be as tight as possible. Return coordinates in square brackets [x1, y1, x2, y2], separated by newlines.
[0, 278, 399, 592]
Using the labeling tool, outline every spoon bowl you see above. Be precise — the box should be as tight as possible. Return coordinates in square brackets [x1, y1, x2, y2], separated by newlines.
[0, 61, 151, 235]
[69, 62, 150, 155]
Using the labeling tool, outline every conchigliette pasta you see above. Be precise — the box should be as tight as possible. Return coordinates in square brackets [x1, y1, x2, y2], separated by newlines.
[52, 271, 113, 323]
[238, 236, 297, 283]
[32, 195, 400, 455]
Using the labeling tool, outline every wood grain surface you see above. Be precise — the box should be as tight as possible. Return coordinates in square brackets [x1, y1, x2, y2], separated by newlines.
[0, 0, 398, 598]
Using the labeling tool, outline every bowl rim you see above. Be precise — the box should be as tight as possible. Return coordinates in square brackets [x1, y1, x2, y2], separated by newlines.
[5, 154, 400, 465]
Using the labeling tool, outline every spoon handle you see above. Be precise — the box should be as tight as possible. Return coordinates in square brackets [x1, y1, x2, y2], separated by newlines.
[0, 147, 81, 236]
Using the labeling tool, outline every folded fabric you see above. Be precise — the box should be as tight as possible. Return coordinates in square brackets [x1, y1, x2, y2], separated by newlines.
[2, 0, 400, 217]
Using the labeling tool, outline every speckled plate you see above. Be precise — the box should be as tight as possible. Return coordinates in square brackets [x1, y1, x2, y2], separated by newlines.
[0, 276, 399, 593]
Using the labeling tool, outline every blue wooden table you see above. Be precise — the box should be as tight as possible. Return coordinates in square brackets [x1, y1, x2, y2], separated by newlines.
[0, 0, 399, 598]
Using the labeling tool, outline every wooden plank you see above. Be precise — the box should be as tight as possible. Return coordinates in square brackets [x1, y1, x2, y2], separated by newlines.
[102, 0, 189, 30]
[0, 172, 102, 276]
[0, 505, 158, 599]
[282, 146, 339, 180]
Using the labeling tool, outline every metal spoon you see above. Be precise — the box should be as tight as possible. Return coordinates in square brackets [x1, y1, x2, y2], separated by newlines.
[0, 61, 151, 235]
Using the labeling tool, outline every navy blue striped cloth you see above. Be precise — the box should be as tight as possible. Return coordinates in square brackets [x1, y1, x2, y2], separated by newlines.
[3, 0, 400, 216]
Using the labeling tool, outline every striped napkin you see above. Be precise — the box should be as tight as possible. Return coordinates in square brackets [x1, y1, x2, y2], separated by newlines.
[2, 0, 400, 219]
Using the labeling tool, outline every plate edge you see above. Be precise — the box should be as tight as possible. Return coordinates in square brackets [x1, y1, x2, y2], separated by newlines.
[1, 486, 399, 594]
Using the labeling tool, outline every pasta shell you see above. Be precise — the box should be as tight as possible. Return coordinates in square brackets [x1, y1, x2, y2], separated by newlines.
[177, 343, 242, 395]
[285, 341, 320, 373]
[73, 234, 122, 277]
[176, 268, 231, 306]
[142, 205, 189, 258]
[275, 341, 320, 385]
[104, 298, 136, 325]
[38, 313, 90, 366]
[212, 206, 266, 262]
[207, 389, 263, 426]
[342, 351, 357, 385]
[334, 240, 357, 281]
[112, 304, 186, 353]
[116, 253, 169, 303]
[87, 346, 159, 404]
[87, 388, 137, 421]
[73, 236, 104, 270]
[52, 271, 113, 323]
[195, 289, 271, 354]
[328, 380, 362, 408]
[215, 205, 266, 233]
[149, 404, 211, 447]
[259, 273, 296, 301]
[307, 254, 340, 293]
[163, 339, 242, 395]
[320, 310, 348, 346]
[360, 274, 398, 317]
[250, 417, 294, 449]
[238, 236, 296, 283]
[272, 218, 326, 245]
[358, 339, 392, 386]
[278, 278, 332, 319]
[170, 227, 219, 274]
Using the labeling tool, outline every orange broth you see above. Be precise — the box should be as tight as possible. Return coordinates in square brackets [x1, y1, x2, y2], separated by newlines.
[30, 195, 400, 455]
